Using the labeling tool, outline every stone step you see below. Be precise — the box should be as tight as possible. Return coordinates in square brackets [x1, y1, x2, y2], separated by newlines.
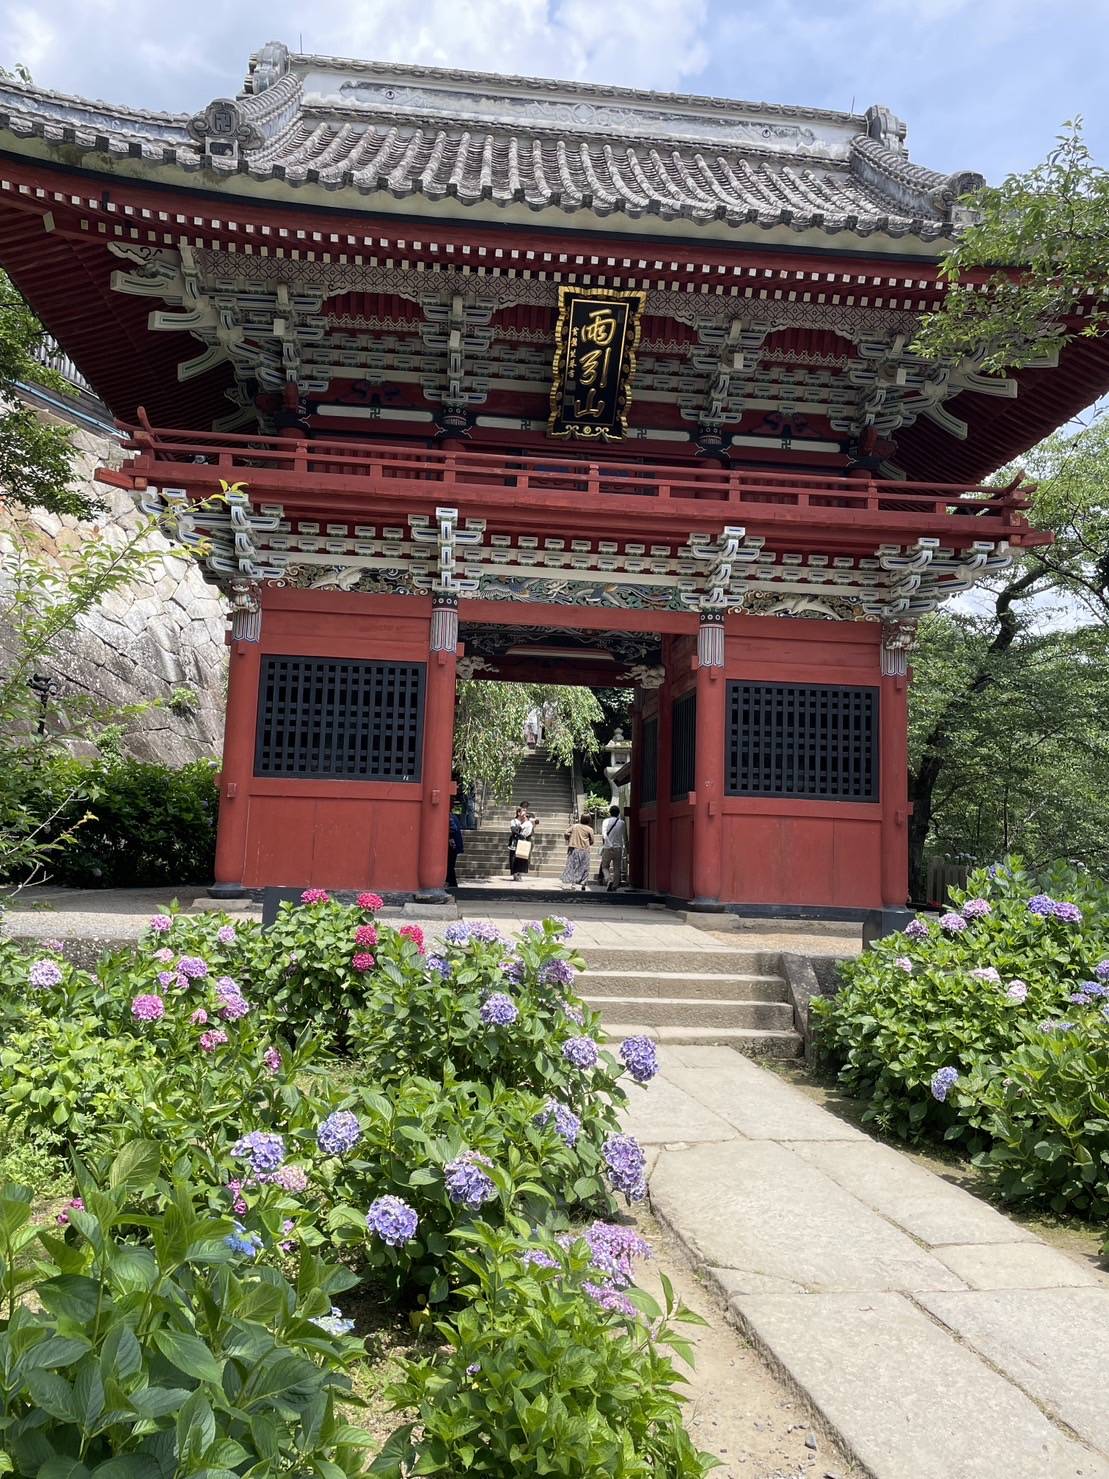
[579, 947, 783, 975]
[588, 995, 795, 1029]
[603, 1023, 803, 1057]
[580, 969, 788, 1001]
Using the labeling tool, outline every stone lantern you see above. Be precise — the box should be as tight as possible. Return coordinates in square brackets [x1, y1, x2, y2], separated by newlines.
[603, 728, 632, 806]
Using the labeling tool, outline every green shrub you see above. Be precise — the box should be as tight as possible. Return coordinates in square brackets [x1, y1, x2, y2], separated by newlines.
[371, 1221, 718, 1477]
[0, 1149, 374, 1478]
[0, 754, 218, 887]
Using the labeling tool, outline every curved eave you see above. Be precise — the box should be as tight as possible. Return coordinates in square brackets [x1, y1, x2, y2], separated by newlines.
[0, 129, 956, 261]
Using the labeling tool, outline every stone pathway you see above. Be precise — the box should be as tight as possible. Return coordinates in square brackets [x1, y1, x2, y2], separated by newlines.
[627, 1046, 1109, 1479]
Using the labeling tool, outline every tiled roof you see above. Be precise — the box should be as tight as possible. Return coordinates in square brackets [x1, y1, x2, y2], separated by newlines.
[0, 42, 984, 242]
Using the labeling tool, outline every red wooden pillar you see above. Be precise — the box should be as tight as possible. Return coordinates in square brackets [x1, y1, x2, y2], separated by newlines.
[879, 624, 911, 908]
[417, 594, 459, 892]
[212, 584, 262, 896]
[655, 639, 674, 895]
[628, 694, 643, 889]
[691, 611, 726, 906]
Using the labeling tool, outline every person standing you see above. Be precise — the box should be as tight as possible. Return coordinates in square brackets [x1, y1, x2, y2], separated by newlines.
[447, 804, 464, 888]
[600, 804, 627, 891]
[508, 804, 536, 881]
[560, 813, 595, 891]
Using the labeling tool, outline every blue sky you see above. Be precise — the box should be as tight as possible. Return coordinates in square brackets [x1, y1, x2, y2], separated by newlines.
[2, 0, 1107, 183]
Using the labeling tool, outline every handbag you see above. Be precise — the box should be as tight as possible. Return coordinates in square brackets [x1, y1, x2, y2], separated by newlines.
[514, 838, 533, 861]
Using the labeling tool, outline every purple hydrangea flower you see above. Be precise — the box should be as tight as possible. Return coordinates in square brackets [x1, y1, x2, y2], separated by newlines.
[199, 1029, 228, 1052]
[470, 922, 507, 945]
[263, 1047, 282, 1074]
[28, 960, 63, 990]
[540, 958, 576, 989]
[581, 1221, 651, 1287]
[272, 1164, 308, 1193]
[521, 920, 544, 936]
[152, 948, 174, 964]
[366, 1195, 419, 1246]
[41, 939, 64, 953]
[444, 1151, 497, 1210]
[427, 955, 451, 979]
[479, 992, 519, 1027]
[1068, 992, 1093, 1005]
[1053, 901, 1083, 924]
[548, 915, 575, 940]
[523, 1248, 560, 1270]
[232, 1131, 285, 1177]
[500, 959, 525, 985]
[562, 1035, 599, 1070]
[220, 994, 250, 1021]
[893, 956, 913, 974]
[939, 912, 967, 934]
[149, 914, 172, 934]
[930, 1066, 959, 1102]
[961, 898, 991, 919]
[131, 994, 165, 1022]
[444, 922, 473, 946]
[619, 1035, 659, 1084]
[1095, 961, 1109, 980]
[561, 999, 585, 1024]
[1102, 1005, 1109, 1024]
[1005, 980, 1029, 1002]
[904, 918, 930, 941]
[317, 1111, 362, 1156]
[1082, 980, 1109, 998]
[190, 1008, 208, 1025]
[602, 1134, 648, 1202]
[157, 971, 176, 989]
[176, 956, 208, 979]
[1027, 894, 1055, 917]
[582, 1281, 637, 1317]
[224, 1223, 263, 1259]
[534, 1098, 581, 1147]
[216, 925, 236, 945]
[970, 967, 1001, 984]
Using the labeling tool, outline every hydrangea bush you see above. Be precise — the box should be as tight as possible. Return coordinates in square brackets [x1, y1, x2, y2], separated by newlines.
[814, 859, 1109, 1235]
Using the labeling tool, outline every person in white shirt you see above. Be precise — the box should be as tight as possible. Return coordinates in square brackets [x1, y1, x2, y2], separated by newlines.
[600, 805, 627, 891]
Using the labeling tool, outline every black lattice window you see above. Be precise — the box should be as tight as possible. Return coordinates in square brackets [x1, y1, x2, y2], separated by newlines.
[640, 717, 658, 805]
[670, 691, 697, 799]
[255, 657, 425, 781]
[726, 682, 878, 801]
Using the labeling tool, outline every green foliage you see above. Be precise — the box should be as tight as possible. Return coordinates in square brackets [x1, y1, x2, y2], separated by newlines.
[815, 859, 1109, 1228]
[0, 755, 218, 888]
[453, 681, 602, 801]
[0, 1156, 373, 1478]
[371, 1221, 717, 1477]
[0, 270, 86, 517]
[914, 121, 1109, 371]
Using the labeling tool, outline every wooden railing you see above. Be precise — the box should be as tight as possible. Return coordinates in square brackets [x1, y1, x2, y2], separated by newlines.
[119, 416, 1036, 526]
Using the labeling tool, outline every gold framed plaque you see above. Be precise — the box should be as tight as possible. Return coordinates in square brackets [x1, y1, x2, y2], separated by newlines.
[547, 286, 646, 440]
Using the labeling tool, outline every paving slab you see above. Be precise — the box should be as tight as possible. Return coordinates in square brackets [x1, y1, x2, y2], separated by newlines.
[787, 1138, 1038, 1247]
[730, 1290, 1109, 1479]
[662, 1046, 864, 1139]
[621, 1076, 737, 1146]
[934, 1240, 1105, 1290]
[651, 1140, 965, 1293]
[919, 1288, 1109, 1455]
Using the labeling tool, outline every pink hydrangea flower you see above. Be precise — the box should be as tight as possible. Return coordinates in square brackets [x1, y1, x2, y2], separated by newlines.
[55, 1197, 84, 1227]
[199, 1028, 228, 1052]
[961, 898, 991, 919]
[357, 892, 384, 912]
[153, 948, 174, 964]
[220, 995, 250, 1021]
[300, 888, 330, 905]
[354, 924, 378, 948]
[893, 956, 913, 973]
[272, 1165, 308, 1193]
[970, 967, 1001, 984]
[42, 939, 65, 953]
[157, 971, 176, 988]
[149, 914, 172, 934]
[1005, 980, 1029, 1003]
[226, 1178, 247, 1215]
[352, 952, 375, 972]
[216, 925, 236, 945]
[400, 924, 426, 955]
[263, 1047, 282, 1075]
[190, 1008, 208, 1025]
[131, 994, 165, 1022]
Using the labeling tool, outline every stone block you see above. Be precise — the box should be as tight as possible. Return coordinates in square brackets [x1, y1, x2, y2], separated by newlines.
[934, 1241, 1103, 1289]
[621, 1074, 736, 1146]
[731, 1290, 1109, 1479]
[662, 1046, 865, 1140]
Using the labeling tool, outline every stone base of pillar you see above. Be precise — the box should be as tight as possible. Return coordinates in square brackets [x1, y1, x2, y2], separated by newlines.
[862, 906, 916, 947]
[208, 882, 251, 899]
[687, 895, 727, 912]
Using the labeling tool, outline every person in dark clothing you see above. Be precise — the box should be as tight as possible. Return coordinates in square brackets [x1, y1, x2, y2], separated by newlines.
[447, 806, 464, 887]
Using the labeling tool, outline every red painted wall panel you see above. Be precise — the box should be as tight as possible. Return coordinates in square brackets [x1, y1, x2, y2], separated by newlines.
[669, 808, 694, 900]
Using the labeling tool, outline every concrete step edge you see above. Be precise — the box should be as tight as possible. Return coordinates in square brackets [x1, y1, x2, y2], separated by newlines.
[581, 970, 786, 984]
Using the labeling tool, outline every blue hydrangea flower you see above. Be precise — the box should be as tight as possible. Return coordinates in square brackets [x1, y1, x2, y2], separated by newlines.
[562, 1035, 599, 1070]
[444, 1151, 497, 1210]
[1068, 992, 1093, 1006]
[523, 1248, 559, 1270]
[1082, 980, 1109, 998]
[904, 918, 930, 941]
[1027, 894, 1055, 916]
[231, 1131, 286, 1177]
[619, 1035, 659, 1084]
[1053, 901, 1083, 924]
[1096, 961, 1109, 980]
[938, 912, 967, 934]
[582, 1280, 637, 1316]
[930, 1066, 959, 1102]
[1039, 1019, 1077, 1033]
[225, 1222, 263, 1258]
[479, 992, 519, 1027]
[427, 955, 451, 979]
[501, 959, 525, 985]
[312, 1306, 356, 1336]
[444, 922, 473, 946]
[316, 1111, 362, 1156]
[602, 1134, 648, 1202]
[366, 1195, 419, 1246]
[540, 958, 575, 988]
[534, 1098, 581, 1147]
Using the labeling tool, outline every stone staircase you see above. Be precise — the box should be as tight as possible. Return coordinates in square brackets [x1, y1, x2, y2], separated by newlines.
[455, 747, 576, 881]
[578, 944, 802, 1056]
